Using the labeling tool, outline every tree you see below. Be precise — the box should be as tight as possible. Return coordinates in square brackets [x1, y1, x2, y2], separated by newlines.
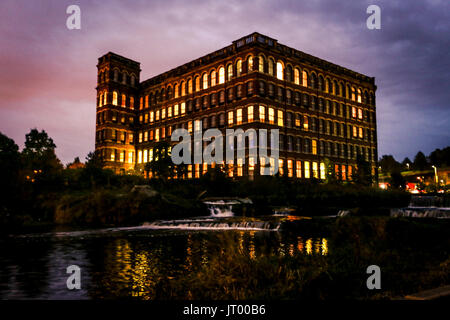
[389, 172, 406, 190]
[401, 157, 412, 171]
[0, 132, 21, 207]
[85, 150, 104, 169]
[145, 141, 174, 181]
[354, 154, 372, 186]
[412, 151, 429, 171]
[429, 147, 450, 167]
[379, 155, 401, 174]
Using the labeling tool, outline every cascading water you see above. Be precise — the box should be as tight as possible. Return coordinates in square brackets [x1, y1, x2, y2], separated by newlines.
[203, 200, 239, 217]
[390, 195, 450, 218]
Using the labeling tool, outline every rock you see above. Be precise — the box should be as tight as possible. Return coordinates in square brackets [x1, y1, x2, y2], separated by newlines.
[130, 185, 159, 198]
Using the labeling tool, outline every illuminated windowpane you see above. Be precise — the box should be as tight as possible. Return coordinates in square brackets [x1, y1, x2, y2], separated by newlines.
[248, 56, 253, 71]
[112, 91, 118, 105]
[351, 87, 356, 101]
[277, 110, 284, 127]
[237, 159, 243, 176]
[227, 64, 233, 80]
[121, 94, 126, 107]
[138, 132, 143, 143]
[312, 140, 317, 155]
[211, 71, 216, 86]
[268, 59, 274, 76]
[150, 111, 154, 123]
[359, 127, 363, 138]
[130, 97, 134, 109]
[143, 150, 148, 163]
[303, 116, 309, 130]
[103, 92, 107, 106]
[294, 68, 300, 85]
[188, 165, 192, 178]
[236, 60, 242, 76]
[174, 84, 179, 98]
[259, 56, 264, 72]
[161, 108, 166, 119]
[181, 102, 186, 114]
[352, 107, 357, 118]
[128, 151, 133, 164]
[188, 79, 193, 94]
[357, 89, 362, 103]
[145, 95, 149, 108]
[236, 108, 242, 124]
[248, 106, 254, 123]
[268, 107, 275, 124]
[348, 165, 353, 180]
[228, 111, 233, 125]
[195, 77, 200, 92]
[276, 61, 283, 80]
[174, 104, 179, 116]
[144, 131, 148, 142]
[296, 160, 302, 178]
[181, 81, 185, 96]
[156, 110, 160, 121]
[218, 67, 225, 84]
[302, 71, 308, 86]
[287, 159, 293, 177]
[168, 106, 172, 118]
[202, 74, 208, 89]
[312, 162, 318, 178]
[194, 119, 201, 132]
[320, 162, 325, 179]
[137, 150, 142, 164]
[155, 128, 160, 141]
[353, 126, 358, 137]
[259, 106, 265, 122]
[342, 165, 346, 180]
[358, 108, 363, 119]
[304, 161, 310, 178]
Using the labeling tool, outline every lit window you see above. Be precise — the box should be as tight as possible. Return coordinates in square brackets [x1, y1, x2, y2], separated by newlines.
[121, 94, 126, 107]
[312, 140, 317, 155]
[195, 76, 200, 92]
[268, 107, 275, 124]
[194, 119, 201, 132]
[149, 149, 154, 161]
[188, 79, 192, 94]
[144, 131, 148, 142]
[112, 91, 118, 105]
[156, 110, 160, 121]
[249, 157, 255, 175]
[342, 165, 346, 180]
[149, 130, 154, 140]
[138, 132, 143, 143]
[143, 150, 148, 163]
[174, 104, 179, 116]
[312, 162, 318, 178]
[358, 108, 363, 119]
[174, 84, 179, 98]
[279, 159, 284, 175]
[348, 165, 352, 180]
[359, 127, 363, 138]
[155, 128, 160, 141]
[130, 97, 134, 109]
[161, 108, 166, 119]
[302, 71, 308, 86]
[202, 74, 208, 89]
[138, 150, 142, 164]
[248, 106, 254, 122]
[211, 71, 217, 86]
[352, 107, 357, 118]
[248, 56, 253, 71]
[287, 159, 293, 177]
[181, 102, 186, 114]
[276, 61, 284, 80]
[353, 126, 358, 137]
[351, 87, 356, 101]
[357, 89, 362, 103]
[227, 64, 233, 80]
[236, 108, 242, 124]
[304, 161, 310, 178]
[294, 68, 300, 85]
[259, 106, 265, 122]
[103, 92, 107, 105]
[168, 106, 172, 118]
[150, 111, 154, 123]
[320, 162, 325, 180]
[218, 67, 225, 84]
[228, 111, 233, 125]
[188, 121, 193, 133]
[277, 110, 284, 127]
[236, 60, 242, 76]
[268, 59, 274, 76]
[237, 158, 243, 176]
[181, 81, 186, 96]
[145, 95, 149, 108]
[296, 160, 302, 178]
[128, 151, 133, 164]
[303, 116, 309, 131]
[139, 97, 143, 110]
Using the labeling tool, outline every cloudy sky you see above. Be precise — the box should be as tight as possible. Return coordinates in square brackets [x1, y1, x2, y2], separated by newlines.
[0, 0, 449, 164]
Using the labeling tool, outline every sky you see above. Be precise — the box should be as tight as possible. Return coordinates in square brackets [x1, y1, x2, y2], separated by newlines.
[0, 0, 449, 165]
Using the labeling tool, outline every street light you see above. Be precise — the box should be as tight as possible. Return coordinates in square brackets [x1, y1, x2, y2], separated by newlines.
[431, 165, 438, 184]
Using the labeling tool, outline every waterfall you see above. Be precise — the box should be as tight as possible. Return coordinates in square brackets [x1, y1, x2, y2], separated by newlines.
[142, 218, 281, 231]
[391, 195, 450, 218]
[203, 200, 239, 217]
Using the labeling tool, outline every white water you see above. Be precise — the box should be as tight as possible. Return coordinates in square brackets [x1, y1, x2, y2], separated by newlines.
[204, 200, 240, 217]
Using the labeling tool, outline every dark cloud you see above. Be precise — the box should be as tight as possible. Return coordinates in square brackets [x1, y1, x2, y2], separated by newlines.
[0, 0, 448, 164]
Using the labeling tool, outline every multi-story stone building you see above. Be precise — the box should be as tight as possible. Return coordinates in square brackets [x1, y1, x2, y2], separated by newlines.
[95, 32, 378, 181]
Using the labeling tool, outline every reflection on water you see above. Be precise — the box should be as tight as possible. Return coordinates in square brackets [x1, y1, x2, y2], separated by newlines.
[0, 227, 328, 299]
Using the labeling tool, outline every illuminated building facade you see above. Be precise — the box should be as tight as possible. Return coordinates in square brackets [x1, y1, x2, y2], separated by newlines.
[95, 32, 378, 180]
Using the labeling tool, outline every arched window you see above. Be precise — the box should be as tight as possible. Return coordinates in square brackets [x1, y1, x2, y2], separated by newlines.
[333, 80, 338, 95]
[294, 68, 300, 85]
[113, 69, 118, 82]
[318, 75, 324, 91]
[276, 61, 284, 80]
[302, 70, 308, 86]
[357, 88, 362, 103]
[247, 56, 253, 72]
[236, 59, 242, 76]
[286, 65, 292, 82]
[311, 73, 317, 89]
[268, 58, 274, 76]
[202, 73, 208, 89]
[121, 93, 126, 107]
[98, 93, 103, 107]
[211, 70, 217, 86]
[227, 64, 233, 80]
[181, 81, 186, 96]
[174, 83, 179, 98]
[122, 72, 127, 84]
[259, 55, 265, 73]
[112, 91, 118, 105]
[131, 75, 135, 86]
[195, 76, 200, 92]
[188, 79, 193, 94]
[351, 86, 356, 101]
[130, 96, 134, 109]
[218, 67, 225, 84]
[327, 79, 332, 93]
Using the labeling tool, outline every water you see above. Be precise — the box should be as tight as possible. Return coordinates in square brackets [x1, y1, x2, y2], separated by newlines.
[0, 222, 328, 299]
[390, 195, 450, 219]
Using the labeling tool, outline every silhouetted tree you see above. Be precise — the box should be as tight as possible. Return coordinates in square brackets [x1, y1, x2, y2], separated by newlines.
[429, 147, 450, 167]
[379, 155, 401, 174]
[401, 157, 412, 171]
[354, 154, 372, 186]
[145, 141, 174, 181]
[389, 172, 406, 190]
[0, 132, 21, 211]
[412, 151, 429, 171]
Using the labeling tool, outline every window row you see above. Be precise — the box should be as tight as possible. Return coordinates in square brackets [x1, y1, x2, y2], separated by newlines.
[98, 69, 137, 86]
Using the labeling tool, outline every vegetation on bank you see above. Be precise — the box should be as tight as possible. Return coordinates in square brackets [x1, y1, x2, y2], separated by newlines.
[150, 217, 449, 300]
[1, 129, 411, 231]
